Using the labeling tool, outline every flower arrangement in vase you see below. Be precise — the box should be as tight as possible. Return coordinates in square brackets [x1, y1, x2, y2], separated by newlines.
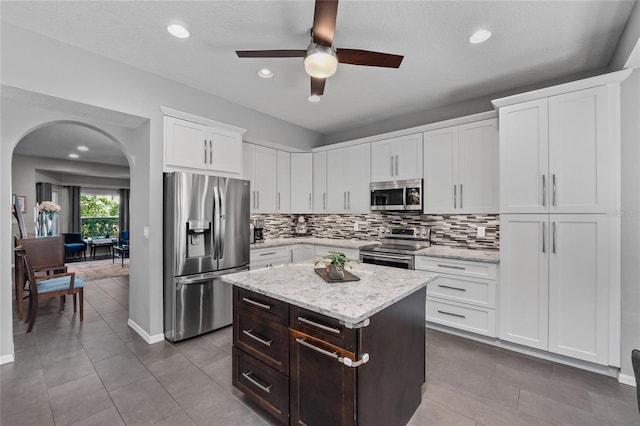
[38, 201, 60, 214]
[313, 251, 357, 280]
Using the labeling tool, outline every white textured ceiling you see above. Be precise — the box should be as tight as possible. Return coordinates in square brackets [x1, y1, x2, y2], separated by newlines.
[1, 0, 635, 138]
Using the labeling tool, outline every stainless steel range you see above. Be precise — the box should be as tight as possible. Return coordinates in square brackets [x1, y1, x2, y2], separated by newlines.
[359, 227, 431, 270]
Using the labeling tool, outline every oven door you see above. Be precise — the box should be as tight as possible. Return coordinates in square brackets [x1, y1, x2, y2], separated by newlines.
[359, 251, 414, 270]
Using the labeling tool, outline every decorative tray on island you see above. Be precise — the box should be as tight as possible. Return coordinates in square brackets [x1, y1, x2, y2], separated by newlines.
[314, 268, 361, 283]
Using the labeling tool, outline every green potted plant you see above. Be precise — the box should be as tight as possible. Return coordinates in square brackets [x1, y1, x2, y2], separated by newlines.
[314, 251, 356, 280]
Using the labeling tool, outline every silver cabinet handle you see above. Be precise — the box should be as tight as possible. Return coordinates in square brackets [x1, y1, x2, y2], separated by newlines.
[552, 174, 557, 207]
[257, 191, 260, 210]
[437, 284, 466, 292]
[437, 310, 466, 319]
[542, 221, 546, 254]
[242, 371, 272, 393]
[391, 156, 394, 176]
[295, 338, 369, 368]
[296, 337, 338, 359]
[347, 191, 350, 210]
[309, 193, 312, 210]
[323, 193, 326, 210]
[395, 155, 399, 176]
[204, 140, 207, 164]
[277, 192, 280, 210]
[453, 185, 457, 208]
[258, 252, 277, 256]
[209, 140, 212, 165]
[252, 191, 255, 209]
[298, 316, 341, 334]
[242, 329, 272, 347]
[242, 297, 271, 310]
[436, 264, 466, 270]
[542, 174, 546, 207]
[552, 221, 556, 254]
[344, 191, 347, 210]
[460, 183, 463, 209]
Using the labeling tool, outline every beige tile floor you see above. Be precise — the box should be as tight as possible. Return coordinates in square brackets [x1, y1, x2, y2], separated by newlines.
[2, 273, 638, 425]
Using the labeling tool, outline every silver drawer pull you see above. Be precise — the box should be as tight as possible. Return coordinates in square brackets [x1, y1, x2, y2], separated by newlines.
[242, 297, 271, 310]
[436, 264, 466, 270]
[298, 316, 341, 334]
[437, 310, 466, 319]
[242, 371, 272, 394]
[242, 329, 272, 347]
[259, 252, 277, 256]
[296, 338, 370, 368]
[437, 284, 466, 292]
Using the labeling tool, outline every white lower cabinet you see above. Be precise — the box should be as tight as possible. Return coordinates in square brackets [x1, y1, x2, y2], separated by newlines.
[250, 246, 290, 270]
[290, 244, 316, 263]
[416, 256, 498, 338]
[500, 214, 610, 365]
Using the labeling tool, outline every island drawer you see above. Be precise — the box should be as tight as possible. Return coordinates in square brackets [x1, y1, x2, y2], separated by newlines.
[232, 347, 288, 425]
[234, 309, 289, 374]
[234, 287, 289, 325]
[427, 275, 496, 308]
[415, 256, 497, 280]
[426, 299, 496, 337]
[290, 306, 357, 352]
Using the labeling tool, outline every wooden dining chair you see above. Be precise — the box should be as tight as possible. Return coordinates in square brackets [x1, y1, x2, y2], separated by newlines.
[15, 247, 85, 333]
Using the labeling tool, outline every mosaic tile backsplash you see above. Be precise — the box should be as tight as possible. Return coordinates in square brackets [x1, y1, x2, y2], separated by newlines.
[252, 212, 499, 250]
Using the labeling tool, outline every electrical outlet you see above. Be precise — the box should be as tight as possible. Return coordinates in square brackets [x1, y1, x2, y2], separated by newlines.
[477, 226, 486, 238]
[353, 222, 359, 231]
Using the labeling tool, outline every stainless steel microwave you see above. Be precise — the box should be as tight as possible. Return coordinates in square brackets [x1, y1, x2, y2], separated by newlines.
[370, 179, 423, 211]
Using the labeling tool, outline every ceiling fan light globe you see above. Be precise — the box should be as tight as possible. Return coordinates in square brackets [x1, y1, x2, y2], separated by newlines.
[304, 45, 338, 78]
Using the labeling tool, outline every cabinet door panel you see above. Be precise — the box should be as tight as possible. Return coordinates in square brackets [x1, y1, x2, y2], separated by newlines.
[549, 86, 610, 213]
[458, 119, 499, 213]
[313, 152, 327, 212]
[548, 215, 608, 365]
[499, 214, 549, 350]
[165, 117, 208, 170]
[253, 146, 277, 213]
[423, 127, 457, 213]
[210, 129, 242, 174]
[499, 99, 549, 213]
[370, 140, 394, 182]
[394, 134, 423, 180]
[291, 153, 313, 213]
[276, 151, 291, 213]
[346, 144, 371, 213]
[326, 148, 348, 213]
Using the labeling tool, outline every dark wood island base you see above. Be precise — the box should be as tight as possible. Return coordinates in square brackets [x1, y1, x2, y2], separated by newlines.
[232, 286, 427, 425]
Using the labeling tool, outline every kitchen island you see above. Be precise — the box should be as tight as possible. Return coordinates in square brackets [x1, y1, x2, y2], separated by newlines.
[222, 262, 436, 425]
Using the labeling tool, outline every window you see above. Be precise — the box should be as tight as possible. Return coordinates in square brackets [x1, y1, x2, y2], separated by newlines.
[80, 190, 120, 238]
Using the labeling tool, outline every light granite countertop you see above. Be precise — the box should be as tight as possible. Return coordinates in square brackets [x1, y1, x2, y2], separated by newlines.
[222, 262, 437, 325]
[251, 237, 499, 263]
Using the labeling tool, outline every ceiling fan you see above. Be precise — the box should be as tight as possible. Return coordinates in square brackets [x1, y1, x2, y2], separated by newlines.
[236, 0, 404, 98]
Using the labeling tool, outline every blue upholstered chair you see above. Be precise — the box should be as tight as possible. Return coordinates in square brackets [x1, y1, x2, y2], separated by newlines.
[119, 230, 129, 246]
[15, 246, 85, 333]
[62, 232, 87, 261]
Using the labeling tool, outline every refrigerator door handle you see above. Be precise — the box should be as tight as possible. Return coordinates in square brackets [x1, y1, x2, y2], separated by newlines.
[213, 185, 221, 260]
[218, 184, 226, 260]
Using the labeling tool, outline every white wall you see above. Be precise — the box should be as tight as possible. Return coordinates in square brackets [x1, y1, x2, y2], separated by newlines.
[620, 68, 640, 378]
[0, 23, 322, 360]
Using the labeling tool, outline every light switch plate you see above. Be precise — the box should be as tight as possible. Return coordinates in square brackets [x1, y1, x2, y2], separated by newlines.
[353, 222, 359, 231]
[477, 226, 486, 238]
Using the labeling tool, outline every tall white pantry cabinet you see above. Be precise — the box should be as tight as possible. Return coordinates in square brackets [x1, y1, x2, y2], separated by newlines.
[494, 72, 628, 367]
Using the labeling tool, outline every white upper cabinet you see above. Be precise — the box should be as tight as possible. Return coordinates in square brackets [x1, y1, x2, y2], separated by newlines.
[243, 143, 277, 213]
[499, 86, 612, 214]
[276, 151, 291, 213]
[291, 153, 313, 214]
[371, 134, 423, 182]
[313, 152, 327, 213]
[423, 119, 498, 214]
[326, 144, 371, 213]
[164, 115, 243, 175]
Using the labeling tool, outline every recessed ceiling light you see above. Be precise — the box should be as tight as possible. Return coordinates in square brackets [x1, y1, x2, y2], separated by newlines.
[68, 153, 79, 159]
[307, 95, 321, 103]
[257, 68, 274, 79]
[468, 29, 492, 44]
[77, 146, 89, 151]
[167, 24, 190, 39]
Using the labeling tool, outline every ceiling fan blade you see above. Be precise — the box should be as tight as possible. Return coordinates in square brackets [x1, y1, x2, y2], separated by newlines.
[312, 0, 339, 47]
[336, 49, 404, 68]
[311, 77, 326, 96]
[236, 50, 306, 58]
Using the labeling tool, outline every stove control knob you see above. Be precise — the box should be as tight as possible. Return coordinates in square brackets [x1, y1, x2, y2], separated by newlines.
[385, 228, 391, 234]
[421, 228, 428, 236]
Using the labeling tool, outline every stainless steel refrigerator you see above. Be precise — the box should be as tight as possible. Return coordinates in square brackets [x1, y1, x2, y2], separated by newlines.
[163, 172, 250, 342]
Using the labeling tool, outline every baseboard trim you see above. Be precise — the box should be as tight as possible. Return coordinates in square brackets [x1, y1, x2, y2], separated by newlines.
[128, 319, 165, 344]
[0, 353, 16, 365]
[618, 373, 637, 387]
